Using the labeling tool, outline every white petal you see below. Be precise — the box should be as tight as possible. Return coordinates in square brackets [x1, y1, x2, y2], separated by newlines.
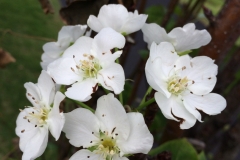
[149, 42, 179, 66]
[69, 149, 104, 160]
[40, 53, 57, 70]
[47, 91, 65, 140]
[95, 93, 130, 140]
[58, 25, 87, 42]
[24, 82, 41, 108]
[47, 57, 81, 85]
[92, 28, 125, 55]
[170, 96, 197, 129]
[87, 15, 104, 33]
[141, 23, 174, 49]
[62, 36, 93, 60]
[145, 59, 171, 98]
[174, 55, 192, 78]
[22, 127, 48, 160]
[43, 42, 65, 59]
[182, 91, 203, 122]
[168, 23, 211, 52]
[97, 4, 129, 32]
[16, 108, 39, 151]
[97, 50, 122, 68]
[113, 155, 129, 160]
[154, 92, 179, 121]
[187, 56, 218, 95]
[98, 63, 125, 94]
[120, 10, 148, 34]
[183, 92, 226, 116]
[37, 70, 55, 106]
[65, 79, 97, 102]
[63, 108, 100, 148]
[118, 113, 153, 155]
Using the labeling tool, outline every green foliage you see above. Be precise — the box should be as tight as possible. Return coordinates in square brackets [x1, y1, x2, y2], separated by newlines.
[139, 49, 149, 60]
[198, 151, 207, 160]
[180, 0, 225, 26]
[149, 111, 167, 142]
[149, 138, 199, 160]
[0, 0, 63, 159]
[144, 5, 166, 24]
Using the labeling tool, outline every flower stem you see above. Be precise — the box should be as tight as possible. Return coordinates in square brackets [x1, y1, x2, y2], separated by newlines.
[136, 97, 155, 111]
[139, 86, 152, 106]
[74, 100, 95, 112]
[119, 92, 123, 105]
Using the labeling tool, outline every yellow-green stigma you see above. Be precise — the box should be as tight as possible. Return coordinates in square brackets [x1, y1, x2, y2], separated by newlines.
[167, 76, 189, 95]
[91, 131, 120, 160]
[75, 54, 101, 79]
[24, 106, 50, 126]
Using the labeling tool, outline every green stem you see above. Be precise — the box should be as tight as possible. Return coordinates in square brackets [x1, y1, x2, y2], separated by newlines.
[139, 86, 152, 106]
[74, 100, 95, 112]
[119, 93, 123, 105]
[136, 97, 155, 111]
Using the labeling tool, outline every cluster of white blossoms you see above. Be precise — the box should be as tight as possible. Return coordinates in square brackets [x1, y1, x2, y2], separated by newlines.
[142, 23, 226, 129]
[15, 3, 226, 160]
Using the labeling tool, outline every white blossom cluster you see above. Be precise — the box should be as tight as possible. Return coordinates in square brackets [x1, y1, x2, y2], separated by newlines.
[15, 4, 226, 160]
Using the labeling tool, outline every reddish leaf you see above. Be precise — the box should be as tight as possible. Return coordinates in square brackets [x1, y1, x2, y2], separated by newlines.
[0, 48, 16, 68]
[38, 0, 54, 14]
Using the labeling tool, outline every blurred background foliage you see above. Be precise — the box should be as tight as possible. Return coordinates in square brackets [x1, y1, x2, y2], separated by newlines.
[0, 0, 240, 160]
[0, 0, 63, 159]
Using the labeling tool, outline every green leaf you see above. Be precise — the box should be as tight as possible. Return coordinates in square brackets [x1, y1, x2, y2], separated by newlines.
[139, 49, 149, 60]
[198, 151, 207, 160]
[145, 5, 166, 24]
[149, 138, 199, 160]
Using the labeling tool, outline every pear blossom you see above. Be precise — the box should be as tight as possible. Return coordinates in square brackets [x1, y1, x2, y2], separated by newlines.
[145, 42, 226, 129]
[63, 93, 153, 160]
[47, 28, 126, 102]
[87, 4, 148, 35]
[41, 25, 87, 70]
[15, 71, 65, 160]
[142, 23, 211, 53]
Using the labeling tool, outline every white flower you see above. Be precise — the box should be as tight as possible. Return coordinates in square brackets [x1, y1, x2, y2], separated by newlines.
[15, 71, 65, 160]
[145, 42, 226, 129]
[47, 28, 126, 102]
[63, 93, 153, 160]
[142, 23, 211, 53]
[41, 25, 87, 70]
[87, 4, 148, 35]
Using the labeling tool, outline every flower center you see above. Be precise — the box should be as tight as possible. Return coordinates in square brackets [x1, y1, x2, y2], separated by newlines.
[74, 54, 101, 79]
[91, 131, 120, 160]
[167, 76, 189, 95]
[24, 106, 50, 127]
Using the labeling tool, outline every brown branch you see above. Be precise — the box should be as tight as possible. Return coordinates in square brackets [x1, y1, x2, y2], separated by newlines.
[203, 6, 216, 27]
[0, 28, 55, 41]
[127, 59, 145, 105]
[118, 0, 123, 4]
[138, 0, 147, 14]
[216, 47, 240, 93]
[198, 0, 240, 64]
[161, 0, 179, 28]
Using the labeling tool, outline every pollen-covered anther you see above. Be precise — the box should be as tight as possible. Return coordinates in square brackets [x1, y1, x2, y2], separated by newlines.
[25, 107, 50, 126]
[167, 76, 189, 95]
